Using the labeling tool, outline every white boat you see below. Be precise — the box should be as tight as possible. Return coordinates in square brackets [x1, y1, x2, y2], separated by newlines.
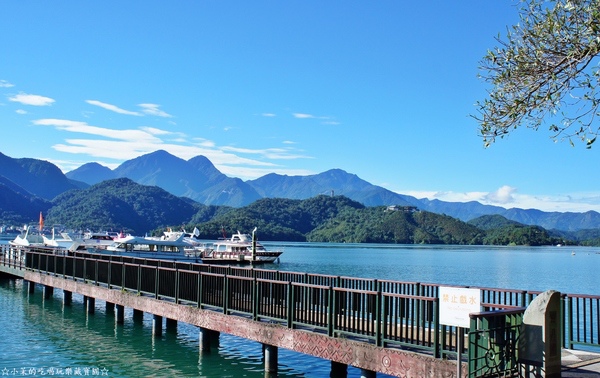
[68, 231, 120, 251]
[199, 229, 283, 264]
[42, 225, 81, 250]
[9, 224, 45, 247]
[97, 232, 202, 262]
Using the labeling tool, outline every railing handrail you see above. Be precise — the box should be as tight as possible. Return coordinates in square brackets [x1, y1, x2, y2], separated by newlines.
[2, 245, 600, 355]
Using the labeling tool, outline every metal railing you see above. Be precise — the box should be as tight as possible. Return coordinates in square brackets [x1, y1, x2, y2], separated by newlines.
[2, 245, 599, 357]
[468, 308, 525, 377]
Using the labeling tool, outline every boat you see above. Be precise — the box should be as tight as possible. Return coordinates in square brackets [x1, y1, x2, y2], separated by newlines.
[199, 229, 283, 264]
[9, 224, 45, 247]
[67, 231, 121, 251]
[10, 212, 46, 247]
[96, 232, 202, 262]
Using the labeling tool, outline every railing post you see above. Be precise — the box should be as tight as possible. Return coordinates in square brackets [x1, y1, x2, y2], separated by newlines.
[327, 286, 334, 337]
[375, 283, 382, 347]
[95, 259, 99, 285]
[137, 264, 142, 295]
[155, 266, 159, 299]
[252, 276, 258, 321]
[197, 271, 202, 308]
[107, 260, 112, 289]
[82, 256, 86, 281]
[121, 262, 126, 291]
[567, 295, 574, 349]
[223, 275, 229, 314]
[287, 282, 294, 328]
[433, 298, 440, 358]
[175, 268, 180, 304]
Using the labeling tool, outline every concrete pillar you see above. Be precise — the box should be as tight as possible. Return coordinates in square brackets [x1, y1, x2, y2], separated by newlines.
[330, 361, 348, 378]
[166, 318, 177, 333]
[360, 368, 376, 378]
[519, 290, 562, 378]
[199, 328, 219, 353]
[263, 344, 278, 375]
[43, 285, 54, 299]
[28, 281, 35, 294]
[87, 297, 95, 314]
[63, 290, 72, 306]
[133, 309, 143, 322]
[105, 301, 115, 313]
[115, 305, 125, 324]
[153, 315, 163, 336]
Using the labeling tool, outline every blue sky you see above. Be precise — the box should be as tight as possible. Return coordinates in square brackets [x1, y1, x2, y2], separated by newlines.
[1, 1, 598, 213]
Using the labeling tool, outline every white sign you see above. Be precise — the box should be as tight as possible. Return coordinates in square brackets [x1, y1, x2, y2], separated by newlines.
[439, 286, 481, 328]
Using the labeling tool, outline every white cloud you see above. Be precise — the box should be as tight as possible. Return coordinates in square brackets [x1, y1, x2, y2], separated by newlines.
[9, 93, 55, 106]
[397, 186, 600, 213]
[0, 80, 14, 88]
[261, 113, 276, 117]
[31, 117, 312, 179]
[86, 100, 142, 116]
[33, 118, 162, 142]
[139, 103, 172, 117]
[140, 126, 172, 135]
[293, 113, 315, 119]
[484, 185, 516, 204]
[15, 109, 27, 115]
[222, 146, 312, 160]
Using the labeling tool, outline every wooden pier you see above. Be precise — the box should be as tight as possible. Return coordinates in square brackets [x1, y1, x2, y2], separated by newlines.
[2, 245, 600, 377]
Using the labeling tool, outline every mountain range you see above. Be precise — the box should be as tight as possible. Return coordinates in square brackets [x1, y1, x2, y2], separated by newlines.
[1, 150, 599, 232]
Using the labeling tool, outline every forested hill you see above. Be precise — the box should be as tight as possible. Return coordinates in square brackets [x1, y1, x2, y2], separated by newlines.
[27, 177, 572, 245]
[47, 178, 200, 235]
[189, 200, 561, 245]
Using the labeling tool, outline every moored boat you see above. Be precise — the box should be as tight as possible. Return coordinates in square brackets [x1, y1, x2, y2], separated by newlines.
[9, 224, 45, 247]
[94, 232, 203, 262]
[199, 229, 283, 264]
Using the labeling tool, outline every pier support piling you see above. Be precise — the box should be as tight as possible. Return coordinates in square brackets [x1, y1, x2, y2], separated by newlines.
[166, 318, 177, 333]
[153, 315, 163, 336]
[115, 305, 124, 324]
[43, 285, 53, 299]
[133, 309, 143, 322]
[63, 290, 72, 306]
[199, 327, 220, 353]
[263, 344, 278, 375]
[105, 301, 114, 313]
[330, 361, 348, 378]
[360, 368, 376, 378]
[87, 297, 95, 314]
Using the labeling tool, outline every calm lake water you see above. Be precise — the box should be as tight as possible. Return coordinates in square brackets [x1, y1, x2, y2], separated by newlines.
[1, 242, 598, 377]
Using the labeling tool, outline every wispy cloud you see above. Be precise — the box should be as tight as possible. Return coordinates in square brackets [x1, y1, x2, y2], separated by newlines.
[33, 117, 313, 179]
[9, 93, 55, 106]
[397, 186, 600, 213]
[0, 80, 14, 88]
[15, 109, 27, 115]
[222, 146, 312, 160]
[139, 103, 172, 118]
[293, 112, 340, 125]
[86, 100, 142, 116]
[33, 118, 162, 142]
[86, 100, 173, 118]
[293, 113, 315, 119]
[261, 113, 276, 117]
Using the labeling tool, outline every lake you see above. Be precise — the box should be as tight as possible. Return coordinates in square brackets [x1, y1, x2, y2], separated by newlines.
[1, 242, 598, 377]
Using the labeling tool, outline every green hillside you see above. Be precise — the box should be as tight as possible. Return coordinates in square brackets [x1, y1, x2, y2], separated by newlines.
[47, 178, 200, 235]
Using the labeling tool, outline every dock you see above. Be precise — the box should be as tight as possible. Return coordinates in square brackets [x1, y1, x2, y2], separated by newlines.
[2, 245, 600, 377]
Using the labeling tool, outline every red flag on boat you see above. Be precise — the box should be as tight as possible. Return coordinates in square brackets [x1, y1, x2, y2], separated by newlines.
[39, 211, 44, 231]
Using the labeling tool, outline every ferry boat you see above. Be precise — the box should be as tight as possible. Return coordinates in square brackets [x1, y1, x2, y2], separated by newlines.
[199, 229, 283, 264]
[98, 232, 203, 262]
